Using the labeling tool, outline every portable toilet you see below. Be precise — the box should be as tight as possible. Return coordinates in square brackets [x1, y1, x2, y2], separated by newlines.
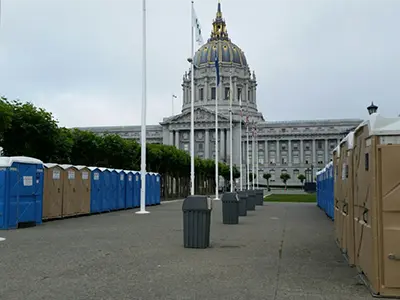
[148, 172, 156, 205]
[59, 165, 79, 217]
[145, 172, 152, 206]
[0, 156, 44, 229]
[154, 173, 161, 205]
[133, 171, 141, 208]
[75, 165, 91, 215]
[109, 169, 119, 211]
[115, 169, 126, 210]
[101, 168, 112, 212]
[125, 170, 134, 209]
[43, 163, 64, 220]
[89, 167, 103, 213]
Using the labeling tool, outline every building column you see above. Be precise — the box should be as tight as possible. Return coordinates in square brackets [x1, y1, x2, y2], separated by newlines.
[264, 140, 269, 167]
[312, 139, 316, 164]
[276, 140, 280, 165]
[325, 139, 329, 163]
[288, 139, 292, 166]
[169, 131, 174, 145]
[204, 77, 208, 101]
[205, 129, 210, 159]
[300, 139, 304, 164]
[175, 130, 180, 149]
[220, 129, 225, 161]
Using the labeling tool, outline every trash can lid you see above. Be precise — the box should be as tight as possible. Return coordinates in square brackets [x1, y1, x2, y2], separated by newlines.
[182, 195, 212, 211]
[221, 192, 239, 202]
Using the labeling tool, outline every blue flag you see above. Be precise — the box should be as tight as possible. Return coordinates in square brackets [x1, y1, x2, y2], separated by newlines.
[214, 51, 220, 86]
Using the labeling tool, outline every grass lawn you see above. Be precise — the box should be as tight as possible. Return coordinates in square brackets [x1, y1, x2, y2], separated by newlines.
[264, 193, 316, 203]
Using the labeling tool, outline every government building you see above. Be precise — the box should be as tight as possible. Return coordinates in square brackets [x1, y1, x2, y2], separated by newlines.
[78, 3, 362, 187]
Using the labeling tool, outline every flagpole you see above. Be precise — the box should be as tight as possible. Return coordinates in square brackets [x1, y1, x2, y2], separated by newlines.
[239, 94, 243, 191]
[190, 0, 195, 196]
[229, 68, 233, 192]
[137, 0, 149, 214]
[252, 122, 255, 190]
[246, 120, 250, 190]
[255, 124, 259, 188]
[215, 54, 219, 200]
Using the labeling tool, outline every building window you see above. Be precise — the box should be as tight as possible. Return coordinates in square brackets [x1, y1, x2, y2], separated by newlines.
[318, 141, 323, 150]
[211, 87, 216, 100]
[282, 144, 287, 150]
[237, 87, 242, 101]
[293, 143, 298, 150]
[293, 169, 299, 177]
[270, 170, 276, 181]
[248, 90, 250, 101]
[199, 88, 204, 101]
[224, 87, 230, 100]
[198, 143, 204, 151]
[281, 157, 288, 165]
[281, 169, 287, 174]
[269, 158, 276, 165]
[293, 156, 300, 164]
[183, 143, 189, 152]
[305, 143, 310, 150]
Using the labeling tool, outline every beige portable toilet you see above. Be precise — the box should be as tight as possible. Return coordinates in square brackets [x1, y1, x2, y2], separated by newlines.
[43, 163, 64, 220]
[353, 113, 400, 297]
[333, 145, 343, 248]
[59, 164, 80, 217]
[338, 132, 355, 266]
[75, 165, 91, 215]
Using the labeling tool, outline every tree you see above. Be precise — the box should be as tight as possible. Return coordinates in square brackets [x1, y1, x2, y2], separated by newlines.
[280, 173, 291, 190]
[263, 173, 271, 190]
[1, 100, 60, 162]
[297, 174, 306, 185]
[249, 172, 257, 182]
[0, 97, 13, 144]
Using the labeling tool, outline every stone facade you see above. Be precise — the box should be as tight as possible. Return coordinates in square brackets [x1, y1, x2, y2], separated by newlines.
[76, 2, 363, 187]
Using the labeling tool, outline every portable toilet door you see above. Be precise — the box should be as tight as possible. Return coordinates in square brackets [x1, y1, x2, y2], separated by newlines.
[75, 166, 91, 215]
[149, 173, 156, 205]
[155, 173, 161, 205]
[115, 169, 126, 210]
[43, 163, 64, 220]
[125, 171, 134, 209]
[0, 156, 44, 230]
[101, 168, 112, 212]
[133, 171, 141, 208]
[145, 172, 152, 206]
[60, 165, 80, 218]
[89, 167, 103, 213]
[109, 170, 119, 211]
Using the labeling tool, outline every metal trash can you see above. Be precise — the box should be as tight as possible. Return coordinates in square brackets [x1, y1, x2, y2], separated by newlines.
[182, 195, 212, 249]
[221, 192, 239, 224]
[255, 189, 264, 206]
[237, 191, 247, 216]
[246, 190, 256, 211]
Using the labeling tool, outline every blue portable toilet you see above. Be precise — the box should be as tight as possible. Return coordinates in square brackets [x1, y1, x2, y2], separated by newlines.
[154, 173, 161, 205]
[109, 169, 119, 211]
[89, 167, 103, 213]
[125, 170, 134, 209]
[0, 156, 44, 230]
[133, 171, 141, 208]
[115, 169, 126, 210]
[148, 172, 156, 206]
[101, 168, 113, 212]
[145, 172, 152, 206]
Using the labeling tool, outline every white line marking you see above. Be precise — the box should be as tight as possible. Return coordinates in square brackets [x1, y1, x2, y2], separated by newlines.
[0, 237, 6, 242]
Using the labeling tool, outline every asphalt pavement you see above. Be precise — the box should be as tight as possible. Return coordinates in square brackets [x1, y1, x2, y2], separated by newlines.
[0, 200, 373, 300]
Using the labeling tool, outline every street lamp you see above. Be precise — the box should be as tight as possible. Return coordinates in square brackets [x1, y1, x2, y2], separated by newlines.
[171, 94, 177, 116]
[367, 102, 378, 115]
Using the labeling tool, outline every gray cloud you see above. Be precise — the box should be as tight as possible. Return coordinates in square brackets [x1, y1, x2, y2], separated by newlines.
[1, 0, 399, 127]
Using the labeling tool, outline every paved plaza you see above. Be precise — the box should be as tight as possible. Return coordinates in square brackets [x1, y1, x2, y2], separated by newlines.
[0, 200, 373, 300]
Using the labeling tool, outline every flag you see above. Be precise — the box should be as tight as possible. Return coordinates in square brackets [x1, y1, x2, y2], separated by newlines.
[192, 6, 204, 46]
[214, 51, 220, 86]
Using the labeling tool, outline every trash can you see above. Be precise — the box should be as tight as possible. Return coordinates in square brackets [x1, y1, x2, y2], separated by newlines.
[237, 191, 247, 216]
[221, 192, 239, 224]
[255, 189, 264, 206]
[246, 190, 256, 211]
[182, 195, 212, 249]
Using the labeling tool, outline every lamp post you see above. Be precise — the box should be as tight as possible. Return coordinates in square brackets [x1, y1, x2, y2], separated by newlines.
[172, 94, 177, 116]
[367, 102, 378, 115]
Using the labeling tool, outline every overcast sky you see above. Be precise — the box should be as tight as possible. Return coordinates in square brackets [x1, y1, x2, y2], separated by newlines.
[1, 0, 399, 127]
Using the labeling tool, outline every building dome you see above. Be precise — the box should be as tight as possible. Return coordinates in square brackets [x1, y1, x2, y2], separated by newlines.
[193, 1, 248, 68]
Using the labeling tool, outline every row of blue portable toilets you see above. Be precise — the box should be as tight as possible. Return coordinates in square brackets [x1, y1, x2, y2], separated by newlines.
[0, 156, 161, 230]
[89, 167, 161, 213]
[316, 161, 334, 220]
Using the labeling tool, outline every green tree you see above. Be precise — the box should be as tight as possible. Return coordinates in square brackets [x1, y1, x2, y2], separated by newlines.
[0, 97, 13, 144]
[1, 100, 60, 162]
[280, 173, 291, 190]
[263, 173, 271, 190]
[297, 174, 306, 185]
[249, 172, 257, 182]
